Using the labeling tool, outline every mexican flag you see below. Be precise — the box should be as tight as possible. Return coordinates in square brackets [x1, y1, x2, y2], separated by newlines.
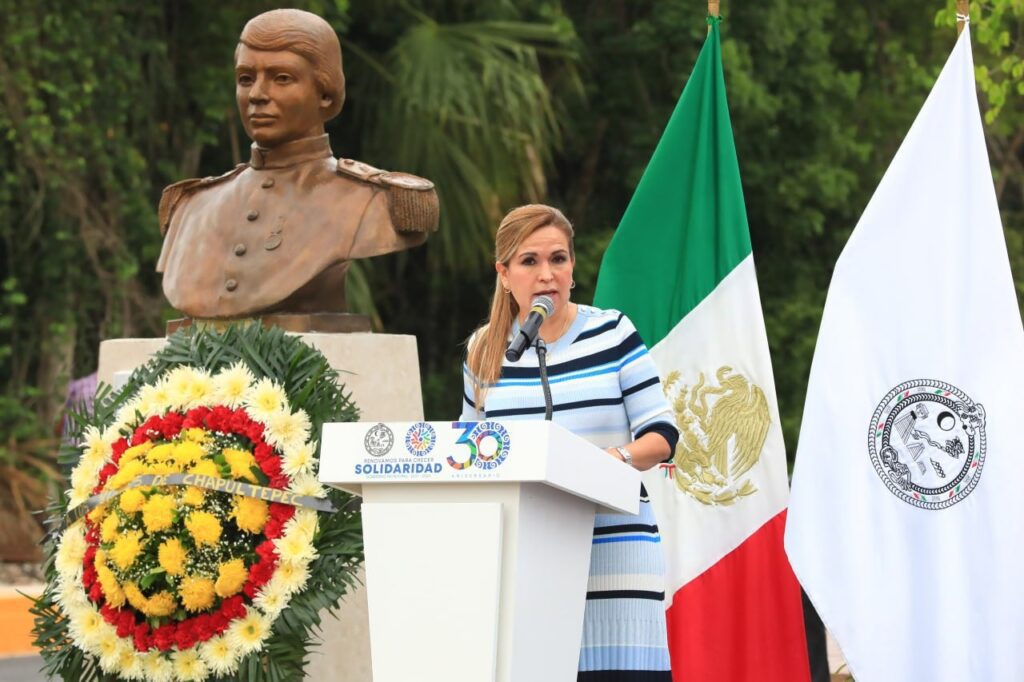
[594, 21, 809, 682]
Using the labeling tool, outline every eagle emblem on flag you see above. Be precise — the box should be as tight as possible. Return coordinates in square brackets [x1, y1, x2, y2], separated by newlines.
[663, 366, 770, 506]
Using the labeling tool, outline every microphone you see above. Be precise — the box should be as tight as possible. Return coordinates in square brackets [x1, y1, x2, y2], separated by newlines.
[505, 295, 554, 362]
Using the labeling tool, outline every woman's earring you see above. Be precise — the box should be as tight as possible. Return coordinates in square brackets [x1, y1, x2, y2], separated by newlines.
[504, 288, 511, 294]
[570, 280, 576, 289]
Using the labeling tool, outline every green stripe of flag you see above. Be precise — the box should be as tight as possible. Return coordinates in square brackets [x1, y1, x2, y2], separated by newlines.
[594, 23, 752, 348]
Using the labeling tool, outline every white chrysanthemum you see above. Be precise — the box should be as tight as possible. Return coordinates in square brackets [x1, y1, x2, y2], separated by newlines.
[284, 508, 318, 540]
[115, 642, 144, 680]
[54, 573, 88, 611]
[96, 630, 126, 673]
[81, 426, 112, 464]
[172, 648, 209, 682]
[54, 525, 87, 579]
[199, 635, 239, 677]
[272, 560, 311, 595]
[134, 382, 165, 419]
[243, 378, 288, 423]
[288, 471, 326, 499]
[141, 650, 175, 682]
[69, 457, 101, 494]
[113, 398, 143, 432]
[281, 440, 315, 477]
[214, 361, 256, 408]
[226, 611, 272, 657]
[165, 366, 214, 410]
[253, 578, 289, 619]
[264, 409, 311, 452]
[67, 604, 106, 649]
[276, 530, 318, 567]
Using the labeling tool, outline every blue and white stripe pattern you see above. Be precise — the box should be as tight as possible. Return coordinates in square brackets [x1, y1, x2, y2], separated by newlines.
[462, 306, 674, 680]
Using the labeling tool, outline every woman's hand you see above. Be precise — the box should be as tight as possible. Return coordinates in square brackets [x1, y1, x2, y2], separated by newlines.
[604, 432, 672, 472]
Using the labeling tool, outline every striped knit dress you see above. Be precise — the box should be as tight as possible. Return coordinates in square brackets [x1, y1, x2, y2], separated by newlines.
[461, 305, 677, 681]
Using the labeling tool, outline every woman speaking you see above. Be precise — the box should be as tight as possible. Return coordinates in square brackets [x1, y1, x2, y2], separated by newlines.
[461, 204, 678, 680]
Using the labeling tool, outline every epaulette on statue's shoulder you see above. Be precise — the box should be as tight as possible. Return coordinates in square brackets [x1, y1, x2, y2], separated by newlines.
[158, 164, 247, 236]
[337, 158, 439, 234]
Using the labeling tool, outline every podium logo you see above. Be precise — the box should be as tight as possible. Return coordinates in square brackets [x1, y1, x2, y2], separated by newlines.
[404, 422, 437, 457]
[447, 421, 511, 471]
[364, 423, 395, 457]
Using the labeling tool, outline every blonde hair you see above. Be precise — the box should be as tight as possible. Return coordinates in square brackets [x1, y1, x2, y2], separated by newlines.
[236, 9, 346, 120]
[467, 204, 575, 411]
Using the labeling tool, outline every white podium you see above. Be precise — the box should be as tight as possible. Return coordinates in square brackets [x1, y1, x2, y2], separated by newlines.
[319, 419, 640, 682]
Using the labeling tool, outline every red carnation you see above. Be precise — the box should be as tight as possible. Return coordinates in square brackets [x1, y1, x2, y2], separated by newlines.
[83, 544, 97, 567]
[116, 610, 135, 638]
[152, 623, 176, 652]
[174, 620, 198, 650]
[159, 411, 184, 439]
[133, 622, 151, 652]
[97, 462, 118, 487]
[192, 614, 215, 643]
[268, 474, 290, 490]
[219, 595, 246, 620]
[260, 456, 283, 479]
[254, 442, 273, 463]
[255, 539, 278, 562]
[88, 582, 103, 603]
[82, 564, 98, 589]
[245, 422, 265, 442]
[206, 406, 232, 431]
[111, 438, 128, 463]
[183, 406, 211, 429]
[209, 612, 229, 635]
[100, 603, 118, 624]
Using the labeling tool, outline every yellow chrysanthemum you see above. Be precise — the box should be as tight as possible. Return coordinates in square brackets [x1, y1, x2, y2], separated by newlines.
[243, 378, 287, 422]
[145, 590, 178, 617]
[189, 459, 220, 478]
[157, 538, 187, 576]
[123, 582, 148, 613]
[222, 448, 258, 482]
[227, 611, 271, 655]
[96, 561, 126, 608]
[185, 511, 222, 546]
[141, 493, 176, 533]
[199, 635, 238, 676]
[173, 440, 205, 467]
[144, 461, 178, 476]
[232, 496, 268, 534]
[181, 486, 206, 506]
[214, 559, 248, 598]
[172, 648, 209, 682]
[119, 488, 146, 514]
[147, 443, 176, 462]
[183, 427, 209, 444]
[106, 459, 144, 490]
[110, 530, 143, 570]
[120, 441, 154, 464]
[179, 576, 216, 612]
[99, 511, 120, 542]
[214, 362, 255, 408]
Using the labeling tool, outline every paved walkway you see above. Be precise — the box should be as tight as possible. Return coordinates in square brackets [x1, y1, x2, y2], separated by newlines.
[0, 655, 46, 682]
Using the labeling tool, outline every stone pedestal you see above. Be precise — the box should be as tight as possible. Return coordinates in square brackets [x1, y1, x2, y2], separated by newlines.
[97, 332, 424, 682]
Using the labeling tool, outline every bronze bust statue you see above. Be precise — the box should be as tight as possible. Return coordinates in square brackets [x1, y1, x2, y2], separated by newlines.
[157, 9, 439, 323]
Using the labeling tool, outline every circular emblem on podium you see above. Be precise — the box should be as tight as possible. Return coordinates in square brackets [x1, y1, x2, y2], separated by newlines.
[364, 423, 395, 457]
[868, 379, 986, 510]
[404, 422, 436, 457]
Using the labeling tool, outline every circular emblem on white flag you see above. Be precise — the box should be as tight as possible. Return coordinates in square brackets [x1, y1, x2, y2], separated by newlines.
[364, 423, 395, 457]
[868, 379, 986, 510]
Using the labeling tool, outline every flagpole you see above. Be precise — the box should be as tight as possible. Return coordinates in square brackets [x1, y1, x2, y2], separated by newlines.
[956, 0, 969, 34]
[708, 0, 720, 33]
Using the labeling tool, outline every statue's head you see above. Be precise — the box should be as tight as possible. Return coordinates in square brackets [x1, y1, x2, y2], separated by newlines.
[235, 9, 345, 147]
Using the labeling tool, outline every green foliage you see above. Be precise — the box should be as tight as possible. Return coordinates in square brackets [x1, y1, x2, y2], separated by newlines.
[31, 324, 362, 681]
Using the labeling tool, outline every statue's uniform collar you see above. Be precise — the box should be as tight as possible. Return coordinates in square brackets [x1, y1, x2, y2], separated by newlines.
[249, 134, 333, 170]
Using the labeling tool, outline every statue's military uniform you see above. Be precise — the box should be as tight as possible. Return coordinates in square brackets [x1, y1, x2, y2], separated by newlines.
[157, 134, 438, 318]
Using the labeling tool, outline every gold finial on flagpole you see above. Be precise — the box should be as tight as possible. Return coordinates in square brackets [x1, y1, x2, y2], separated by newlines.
[708, 0, 720, 33]
[956, 0, 970, 34]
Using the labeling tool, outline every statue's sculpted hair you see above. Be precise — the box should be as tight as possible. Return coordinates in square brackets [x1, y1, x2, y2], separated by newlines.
[466, 205, 575, 411]
[237, 9, 346, 120]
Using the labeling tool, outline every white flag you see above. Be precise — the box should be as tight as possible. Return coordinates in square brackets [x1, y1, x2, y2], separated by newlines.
[785, 26, 1024, 682]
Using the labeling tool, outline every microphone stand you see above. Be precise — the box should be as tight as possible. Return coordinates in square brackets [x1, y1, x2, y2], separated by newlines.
[535, 338, 554, 421]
